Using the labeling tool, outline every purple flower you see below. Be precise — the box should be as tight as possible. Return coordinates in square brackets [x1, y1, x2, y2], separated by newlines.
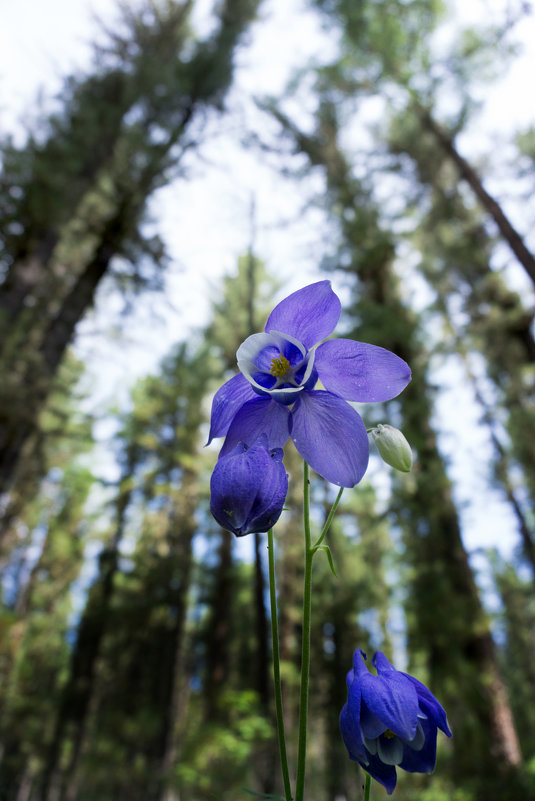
[208, 281, 411, 487]
[340, 650, 452, 794]
[210, 436, 288, 536]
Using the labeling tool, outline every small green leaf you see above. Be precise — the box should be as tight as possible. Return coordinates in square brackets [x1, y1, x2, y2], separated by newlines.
[314, 545, 338, 577]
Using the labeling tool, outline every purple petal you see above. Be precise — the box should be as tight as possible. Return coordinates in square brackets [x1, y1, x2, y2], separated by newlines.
[353, 648, 370, 677]
[237, 332, 306, 376]
[340, 703, 366, 763]
[290, 390, 369, 487]
[219, 397, 291, 457]
[399, 716, 438, 774]
[361, 704, 389, 740]
[265, 281, 341, 349]
[315, 339, 411, 402]
[210, 442, 258, 531]
[210, 437, 288, 536]
[237, 331, 314, 404]
[359, 752, 398, 794]
[373, 651, 397, 673]
[207, 373, 258, 445]
[401, 674, 452, 737]
[360, 670, 420, 742]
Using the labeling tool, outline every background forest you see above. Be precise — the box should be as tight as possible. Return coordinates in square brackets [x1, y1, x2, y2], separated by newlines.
[1, 0, 535, 799]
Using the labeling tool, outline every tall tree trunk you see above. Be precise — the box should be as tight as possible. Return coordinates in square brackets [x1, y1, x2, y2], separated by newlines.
[148, 470, 198, 801]
[0, 213, 118, 497]
[204, 531, 233, 720]
[415, 104, 535, 286]
[38, 462, 136, 801]
[463, 354, 535, 579]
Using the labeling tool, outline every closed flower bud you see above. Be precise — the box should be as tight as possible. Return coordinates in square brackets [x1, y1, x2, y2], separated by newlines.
[210, 435, 288, 537]
[371, 424, 412, 472]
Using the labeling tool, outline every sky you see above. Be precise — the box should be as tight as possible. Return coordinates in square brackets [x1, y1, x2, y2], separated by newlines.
[0, 0, 534, 562]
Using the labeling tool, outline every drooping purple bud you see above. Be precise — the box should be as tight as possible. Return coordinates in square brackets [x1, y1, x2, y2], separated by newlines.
[210, 435, 288, 537]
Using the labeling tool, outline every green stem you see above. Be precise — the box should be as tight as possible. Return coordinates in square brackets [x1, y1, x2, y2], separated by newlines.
[295, 462, 313, 801]
[313, 486, 344, 550]
[364, 772, 371, 801]
[267, 528, 292, 801]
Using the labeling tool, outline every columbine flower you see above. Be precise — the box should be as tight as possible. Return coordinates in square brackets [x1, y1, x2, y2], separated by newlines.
[340, 650, 452, 794]
[208, 281, 411, 487]
[210, 435, 288, 536]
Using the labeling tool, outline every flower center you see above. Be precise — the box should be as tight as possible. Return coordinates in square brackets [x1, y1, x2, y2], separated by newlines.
[383, 729, 396, 740]
[269, 353, 291, 378]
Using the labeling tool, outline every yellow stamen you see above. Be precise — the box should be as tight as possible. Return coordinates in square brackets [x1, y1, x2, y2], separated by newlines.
[383, 729, 396, 740]
[270, 353, 291, 378]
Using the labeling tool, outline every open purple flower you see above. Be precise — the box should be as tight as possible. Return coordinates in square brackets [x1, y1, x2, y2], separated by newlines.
[340, 650, 452, 794]
[208, 281, 411, 487]
[210, 435, 288, 536]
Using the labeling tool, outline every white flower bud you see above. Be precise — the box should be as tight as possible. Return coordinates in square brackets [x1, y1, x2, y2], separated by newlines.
[370, 424, 412, 472]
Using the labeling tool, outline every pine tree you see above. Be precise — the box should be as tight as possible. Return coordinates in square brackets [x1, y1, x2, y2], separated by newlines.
[0, 0, 261, 496]
[0, 464, 93, 800]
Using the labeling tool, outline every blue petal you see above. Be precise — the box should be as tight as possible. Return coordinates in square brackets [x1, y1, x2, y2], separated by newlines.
[237, 332, 306, 375]
[372, 651, 397, 674]
[353, 648, 369, 677]
[340, 702, 366, 763]
[207, 373, 258, 445]
[399, 716, 438, 774]
[210, 437, 288, 536]
[377, 734, 404, 765]
[315, 339, 411, 402]
[210, 442, 260, 532]
[401, 674, 452, 737]
[361, 703, 388, 739]
[246, 448, 288, 534]
[237, 331, 313, 404]
[290, 391, 369, 487]
[265, 281, 341, 350]
[340, 654, 367, 762]
[358, 753, 398, 795]
[402, 720, 425, 752]
[359, 664, 420, 741]
[219, 397, 291, 457]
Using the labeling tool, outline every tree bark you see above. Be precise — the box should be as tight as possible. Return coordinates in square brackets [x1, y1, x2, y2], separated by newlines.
[416, 105, 535, 286]
[38, 463, 135, 801]
[149, 471, 198, 801]
[0, 212, 118, 499]
[204, 531, 233, 720]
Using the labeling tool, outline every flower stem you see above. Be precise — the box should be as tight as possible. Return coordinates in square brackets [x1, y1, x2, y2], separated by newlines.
[267, 528, 292, 801]
[295, 462, 313, 801]
[364, 772, 371, 801]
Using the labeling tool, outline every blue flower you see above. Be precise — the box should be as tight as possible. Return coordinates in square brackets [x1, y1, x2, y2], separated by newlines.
[340, 650, 452, 794]
[210, 435, 288, 536]
[208, 281, 411, 487]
